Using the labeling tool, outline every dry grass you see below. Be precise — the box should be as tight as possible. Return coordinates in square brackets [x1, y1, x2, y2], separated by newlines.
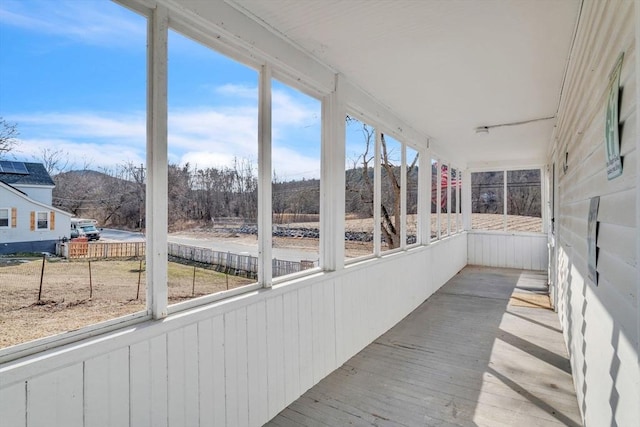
[0, 258, 253, 348]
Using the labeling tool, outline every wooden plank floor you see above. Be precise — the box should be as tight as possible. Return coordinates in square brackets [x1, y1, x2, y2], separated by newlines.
[266, 266, 582, 427]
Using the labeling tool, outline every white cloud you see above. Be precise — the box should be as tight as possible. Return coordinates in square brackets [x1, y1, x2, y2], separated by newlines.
[272, 146, 320, 180]
[0, 0, 145, 48]
[214, 84, 258, 100]
[272, 89, 319, 128]
[6, 83, 322, 178]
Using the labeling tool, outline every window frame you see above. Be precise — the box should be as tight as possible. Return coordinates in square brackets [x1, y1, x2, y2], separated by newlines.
[36, 211, 49, 230]
[469, 166, 546, 234]
[0, 208, 9, 228]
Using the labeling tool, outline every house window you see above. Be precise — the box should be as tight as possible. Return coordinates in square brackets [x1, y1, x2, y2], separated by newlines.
[36, 212, 48, 229]
[0, 208, 9, 228]
[0, 208, 8, 227]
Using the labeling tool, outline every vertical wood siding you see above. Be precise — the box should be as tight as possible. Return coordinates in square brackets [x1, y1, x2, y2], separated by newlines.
[467, 232, 548, 271]
[0, 235, 466, 427]
[552, 1, 638, 426]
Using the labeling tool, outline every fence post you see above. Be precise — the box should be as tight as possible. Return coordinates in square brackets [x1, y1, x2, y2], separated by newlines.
[136, 259, 143, 300]
[37, 254, 45, 302]
[88, 260, 93, 299]
[192, 265, 196, 296]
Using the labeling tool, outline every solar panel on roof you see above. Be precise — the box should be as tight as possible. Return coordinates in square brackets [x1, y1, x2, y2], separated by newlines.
[0, 161, 29, 175]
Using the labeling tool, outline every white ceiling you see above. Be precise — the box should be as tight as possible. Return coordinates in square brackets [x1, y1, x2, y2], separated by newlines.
[227, 0, 581, 166]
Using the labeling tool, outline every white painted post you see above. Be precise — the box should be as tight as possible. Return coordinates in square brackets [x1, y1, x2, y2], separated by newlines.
[502, 170, 508, 231]
[436, 159, 441, 240]
[147, 4, 168, 319]
[320, 74, 346, 270]
[418, 146, 430, 245]
[400, 143, 407, 250]
[374, 130, 382, 255]
[258, 64, 273, 286]
[635, 0, 640, 372]
[447, 162, 451, 235]
[462, 169, 472, 231]
[456, 165, 461, 232]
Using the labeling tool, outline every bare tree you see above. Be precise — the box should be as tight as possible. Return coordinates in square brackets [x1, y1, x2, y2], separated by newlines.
[0, 118, 19, 159]
[346, 118, 415, 250]
[34, 147, 70, 175]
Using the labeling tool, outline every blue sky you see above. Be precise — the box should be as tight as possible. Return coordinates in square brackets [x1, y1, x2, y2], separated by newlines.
[0, 0, 322, 180]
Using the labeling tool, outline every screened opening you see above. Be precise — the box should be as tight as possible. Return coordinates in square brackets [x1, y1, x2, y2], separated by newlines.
[406, 147, 419, 246]
[345, 116, 376, 259]
[0, 0, 148, 348]
[472, 169, 542, 232]
[507, 169, 542, 232]
[271, 78, 321, 279]
[380, 134, 402, 252]
[166, 28, 259, 305]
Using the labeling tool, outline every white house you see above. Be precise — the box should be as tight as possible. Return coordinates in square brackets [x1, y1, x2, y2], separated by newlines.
[0, 1, 638, 427]
[0, 162, 72, 254]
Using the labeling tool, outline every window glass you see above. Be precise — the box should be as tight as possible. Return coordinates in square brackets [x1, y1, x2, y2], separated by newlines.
[472, 171, 505, 230]
[0, 209, 8, 227]
[380, 134, 402, 252]
[457, 171, 462, 231]
[167, 29, 258, 305]
[507, 169, 542, 232]
[430, 159, 439, 240]
[271, 79, 321, 278]
[451, 168, 458, 234]
[440, 163, 449, 237]
[37, 212, 48, 229]
[0, 1, 148, 348]
[406, 147, 418, 245]
[345, 117, 375, 259]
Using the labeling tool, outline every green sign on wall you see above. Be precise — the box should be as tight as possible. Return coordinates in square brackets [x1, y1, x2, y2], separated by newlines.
[605, 53, 623, 180]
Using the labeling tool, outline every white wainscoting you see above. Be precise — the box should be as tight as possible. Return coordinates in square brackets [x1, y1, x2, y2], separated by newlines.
[467, 231, 548, 271]
[0, 234, 467, 427]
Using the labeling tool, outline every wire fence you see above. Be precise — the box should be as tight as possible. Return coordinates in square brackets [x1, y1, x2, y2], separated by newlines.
[167, 242, 316, 279]
[0, 255, 255, 348]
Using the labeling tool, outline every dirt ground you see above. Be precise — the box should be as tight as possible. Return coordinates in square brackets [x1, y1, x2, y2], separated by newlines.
[0, 258, 253, 348]
[0, 213, 540, 349]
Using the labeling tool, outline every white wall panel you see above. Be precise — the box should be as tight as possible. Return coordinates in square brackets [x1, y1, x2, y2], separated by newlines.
[210, 315, 226, 426]
[265, 295, 285, 419]
[297, 285, 314, 394]
[0, 381, 25, 427]
[129, 334, 168, 427]
[246, 302, 268, 426]
[282, 291, 300, 405]
[167, 324, 199, 427]
[223, 310, 239, 426]
[550, 0, 639, 425]
[27, 364, 83, 427]
[85, 348, 129, 427]
[196, 318, 215, 426]
[467, 232, 548, 271]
